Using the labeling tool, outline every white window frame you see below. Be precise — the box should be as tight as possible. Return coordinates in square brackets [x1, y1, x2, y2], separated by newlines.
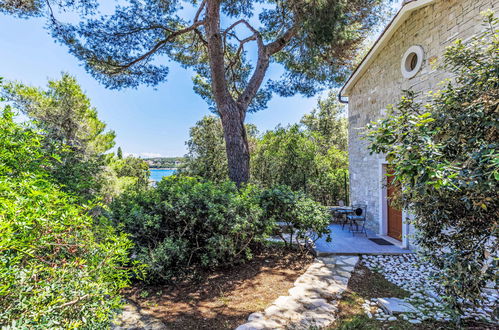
[401, 45, 424, 79]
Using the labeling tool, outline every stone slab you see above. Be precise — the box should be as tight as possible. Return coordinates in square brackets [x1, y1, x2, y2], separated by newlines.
[377, 297, 418, 315]
[236, 256, 359, 329]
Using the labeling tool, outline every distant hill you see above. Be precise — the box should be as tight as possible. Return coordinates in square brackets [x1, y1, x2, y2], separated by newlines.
[143, 157, 186, 169]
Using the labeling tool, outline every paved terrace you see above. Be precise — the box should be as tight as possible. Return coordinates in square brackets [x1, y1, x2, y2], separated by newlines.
[313, 224, 413, 256]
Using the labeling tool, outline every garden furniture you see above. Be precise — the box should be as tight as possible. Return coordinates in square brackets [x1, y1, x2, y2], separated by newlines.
[330, 205, 354, 228]
[347, 203, 368, 236]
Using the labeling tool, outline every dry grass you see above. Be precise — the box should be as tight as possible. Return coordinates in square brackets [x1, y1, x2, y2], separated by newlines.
[125, 244, 314, 330]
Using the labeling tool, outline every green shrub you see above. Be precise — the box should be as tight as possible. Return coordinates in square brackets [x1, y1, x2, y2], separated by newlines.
[259, 185, 331, 249]
[366, 12, 498, 317]
[0, 108, 132, 328]
[251, 124, 349, 206]
[109, 176, 272, 283]
[2, 73, 117, 202]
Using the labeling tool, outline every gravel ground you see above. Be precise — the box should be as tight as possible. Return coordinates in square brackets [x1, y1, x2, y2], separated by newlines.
[361, 254, 498, 324]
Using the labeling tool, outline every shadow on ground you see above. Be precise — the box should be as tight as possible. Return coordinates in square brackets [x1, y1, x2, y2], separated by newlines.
[123, 245, 314, 330]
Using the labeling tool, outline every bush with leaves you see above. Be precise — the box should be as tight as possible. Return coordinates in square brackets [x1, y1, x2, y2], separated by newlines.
[0, 107, 132, 328]
[366, 12, 498, 318]
[109, 176, 272, 283]
[259, 185, 331, 249]
[111, 155, 150, 188]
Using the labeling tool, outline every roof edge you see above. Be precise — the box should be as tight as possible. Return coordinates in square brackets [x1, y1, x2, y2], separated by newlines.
[339, 0, 436, 98]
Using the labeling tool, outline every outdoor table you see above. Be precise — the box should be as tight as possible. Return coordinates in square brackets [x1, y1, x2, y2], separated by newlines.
[329, 206, 353, 211]
[329, 206, 354, 227]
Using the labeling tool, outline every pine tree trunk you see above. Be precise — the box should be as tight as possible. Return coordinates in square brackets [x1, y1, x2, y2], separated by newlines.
[219, 102, 250, 186]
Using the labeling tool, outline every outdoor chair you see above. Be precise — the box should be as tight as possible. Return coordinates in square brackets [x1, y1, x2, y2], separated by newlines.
[330, 200, 344, 223]
[347, 203, 367, 236]
[338, 208, 352, 229]
[329, 200, 350, 227]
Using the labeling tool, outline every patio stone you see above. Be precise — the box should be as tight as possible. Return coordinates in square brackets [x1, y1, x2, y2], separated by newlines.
[247, 312, 264, 321]
[336, 265, 355, 272]
[335, 270, 353, 278]
[362, 255, 499, 323]
[377, 297, 418, 315]
[236, 256, 359, 329]
[235, 323, 266, 330]
[313, 224, 413, 256]
[332, 275, 350, 285]
[408, 319, 422, 324]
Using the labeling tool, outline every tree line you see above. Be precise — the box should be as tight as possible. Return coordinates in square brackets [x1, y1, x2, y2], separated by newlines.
[181, 90, 349, 206]
[1, 73, 151, 202]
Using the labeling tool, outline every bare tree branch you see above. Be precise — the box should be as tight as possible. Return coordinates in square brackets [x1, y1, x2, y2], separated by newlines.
[236, 24, 298, 112]
[194, 0, 206, 23]
[54, 294, 90, 309]
[194, 28, 208, 45]
[222, 19, 260, 58]
[109, 20, 206, 70]
[223, 19, 258, 36]
[225, 34, 257, 73]
[205, 0, 233, 110]
[192, 1, 208, 45]
[236, 46, 269, 114]
[266, 25, 298, 55]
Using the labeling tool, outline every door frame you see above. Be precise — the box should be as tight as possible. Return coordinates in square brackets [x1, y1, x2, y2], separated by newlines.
[378, 160, 410, 248]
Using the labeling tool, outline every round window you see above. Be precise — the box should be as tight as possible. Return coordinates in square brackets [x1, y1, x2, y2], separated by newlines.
[401, 45, 424, 79]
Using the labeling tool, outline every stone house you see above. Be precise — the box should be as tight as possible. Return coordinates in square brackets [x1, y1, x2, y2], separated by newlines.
[339, 0, 497, 248]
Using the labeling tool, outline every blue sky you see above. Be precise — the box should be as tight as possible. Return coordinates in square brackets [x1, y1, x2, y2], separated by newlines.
[0, 2, 400, 157]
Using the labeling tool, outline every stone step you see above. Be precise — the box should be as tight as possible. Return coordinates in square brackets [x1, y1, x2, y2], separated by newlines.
[377, 297, 418, 315]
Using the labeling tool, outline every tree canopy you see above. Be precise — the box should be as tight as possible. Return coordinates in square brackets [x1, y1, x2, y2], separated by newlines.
[2, 73, 115, 200]
[1, 73, 150, 201]
[183, 92, 349, 205]
[252, 122, 348, 205]
[1, 0, 390, 184]
[182, 115, 258, 182]
[3, 73, 115, 157]
[0, 0, 97, 18]
[36, 0, 387, 99]
[301, 89, 348, 152]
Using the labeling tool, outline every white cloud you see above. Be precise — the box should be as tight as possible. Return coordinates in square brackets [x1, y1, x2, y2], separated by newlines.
[139, 152, 163, 158]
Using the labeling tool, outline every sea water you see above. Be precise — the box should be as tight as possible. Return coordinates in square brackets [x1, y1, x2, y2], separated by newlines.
[149, 169, 176, 182]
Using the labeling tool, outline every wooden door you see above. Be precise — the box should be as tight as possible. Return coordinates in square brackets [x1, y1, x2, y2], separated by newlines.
[386, 167, 402, 240]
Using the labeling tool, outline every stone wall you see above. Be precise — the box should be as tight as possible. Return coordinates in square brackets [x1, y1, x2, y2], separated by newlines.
[347, 0, 498, 234]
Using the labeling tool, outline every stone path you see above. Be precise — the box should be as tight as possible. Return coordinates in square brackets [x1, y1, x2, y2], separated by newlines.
[236, 256, 359, 330]
[112, 300, 167, 330]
